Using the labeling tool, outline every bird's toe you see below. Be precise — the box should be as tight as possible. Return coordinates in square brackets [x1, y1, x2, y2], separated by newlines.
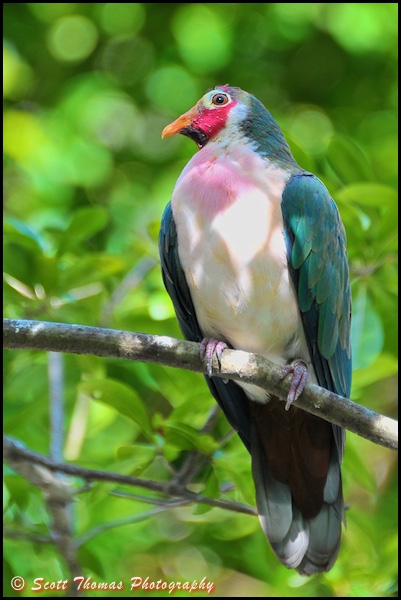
[278, 360, 309, 410]
[200, 338, 228, 378]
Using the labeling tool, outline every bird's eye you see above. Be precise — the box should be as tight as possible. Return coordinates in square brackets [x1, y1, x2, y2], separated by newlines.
[211, 93, 229, 106]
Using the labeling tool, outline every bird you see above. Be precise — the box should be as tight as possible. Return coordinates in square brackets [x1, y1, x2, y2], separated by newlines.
[159, 85, 351, 575]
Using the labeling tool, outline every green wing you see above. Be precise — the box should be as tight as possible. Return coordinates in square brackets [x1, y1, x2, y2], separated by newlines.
[281, 172, 352, 453]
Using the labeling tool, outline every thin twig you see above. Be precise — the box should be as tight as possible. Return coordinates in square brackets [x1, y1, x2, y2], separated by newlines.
[3, 435, 257, 517]
[3, 527, 53, 544]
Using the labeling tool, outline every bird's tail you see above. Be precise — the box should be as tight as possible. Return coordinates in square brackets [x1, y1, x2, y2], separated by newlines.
[250, 414, 345, 575]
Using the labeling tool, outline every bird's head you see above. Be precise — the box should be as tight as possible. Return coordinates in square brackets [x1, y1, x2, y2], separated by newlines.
[162, 85, 247, 149]
[162, 85, 296, 166]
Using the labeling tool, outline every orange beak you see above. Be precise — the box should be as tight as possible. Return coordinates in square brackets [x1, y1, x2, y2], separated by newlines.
[161, 106, 198, 138]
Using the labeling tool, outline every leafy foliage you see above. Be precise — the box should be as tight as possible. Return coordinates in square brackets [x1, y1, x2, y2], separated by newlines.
[3, 3, 397, 597]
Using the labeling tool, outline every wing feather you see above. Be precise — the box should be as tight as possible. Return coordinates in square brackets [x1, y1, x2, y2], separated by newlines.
[281, 171, 352, 440]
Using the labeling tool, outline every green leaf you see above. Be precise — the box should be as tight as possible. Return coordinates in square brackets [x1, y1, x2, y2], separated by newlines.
[351, 284, 384, 370]
[57, 206, 108, 255]
[162, 442, 181, 462]
[214, 450, 255, 506]
[193, 468, 220, 515]
[2, 559, 18, 597]
[352, 353, 398, 391]
[344, 438, 377, 493]
[79, 377, 154, 442]
[210, 511, 258, 540]
[4, 218, 45, 251]
[4, 475, 31, 511]
[164, 421, 218, 454]
[115, 444, 157, 475]
[131, 363, 162, 392]
[336, 183, 397, 208]
[77, 546, 105, 578]
[59, 254, 125, 288]
[375, 203, 398, 252]
[327, 134, 374, 184]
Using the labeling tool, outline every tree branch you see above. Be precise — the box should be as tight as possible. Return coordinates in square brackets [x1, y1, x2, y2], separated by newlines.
[3, 435, 256, 517]
[3, 318, 398, 451]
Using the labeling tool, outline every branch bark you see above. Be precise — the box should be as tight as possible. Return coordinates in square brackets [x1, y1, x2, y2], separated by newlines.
[3, 318, 398, 451]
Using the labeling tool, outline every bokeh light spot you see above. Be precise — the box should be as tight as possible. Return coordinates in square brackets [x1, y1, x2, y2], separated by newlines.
[100, 36, 154, 85]
[146, 66, 199, 113]
[80, 93, 141, 150]
[27, 3, 77, 22]
[4, 111, 49, 162]
[324, 4, 397, 54]
[270, 3, 320, 42]
[171, 5, 232, 74]
[47, 15, 98, 62]
[287, 107, 333, 155]
[98, 3, 145, 36]
[3, 42, 34, 99]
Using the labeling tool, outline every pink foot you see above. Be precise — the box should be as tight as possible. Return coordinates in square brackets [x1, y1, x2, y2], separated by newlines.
[278, 360, 308, 411]
[200, 338, 228, 378]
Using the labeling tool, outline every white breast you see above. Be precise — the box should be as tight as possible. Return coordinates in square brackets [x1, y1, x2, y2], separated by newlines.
[171, 144, 313, 400]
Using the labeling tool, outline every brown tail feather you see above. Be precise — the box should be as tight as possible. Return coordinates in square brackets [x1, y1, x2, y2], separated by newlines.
[249, 397, 333, 518]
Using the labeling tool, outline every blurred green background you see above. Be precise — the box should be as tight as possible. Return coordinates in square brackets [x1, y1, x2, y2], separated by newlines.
[3, 3, 398, 597]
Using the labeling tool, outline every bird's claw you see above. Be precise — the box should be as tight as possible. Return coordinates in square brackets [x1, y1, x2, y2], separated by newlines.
[278, 360, 308, 411]
[200, 338, 228, 379]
